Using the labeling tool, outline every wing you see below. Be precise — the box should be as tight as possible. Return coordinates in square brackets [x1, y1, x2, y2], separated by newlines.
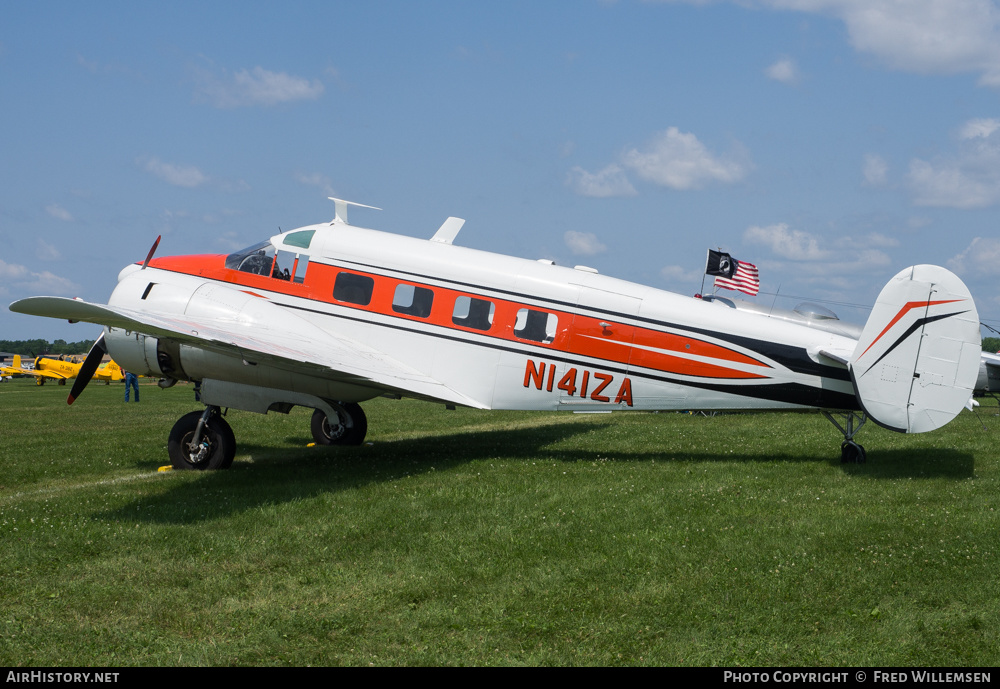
[29, 369, 71, 380]
[10, 295, 488, 409]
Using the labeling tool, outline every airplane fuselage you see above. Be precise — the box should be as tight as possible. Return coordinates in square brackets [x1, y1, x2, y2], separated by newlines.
[105, 221, 861, 415]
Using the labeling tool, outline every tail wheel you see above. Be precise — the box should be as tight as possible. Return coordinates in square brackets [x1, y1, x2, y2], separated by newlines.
[311, 403, 367, 446]
[168, 409, 236, 470]
[840, 440, 867, 464]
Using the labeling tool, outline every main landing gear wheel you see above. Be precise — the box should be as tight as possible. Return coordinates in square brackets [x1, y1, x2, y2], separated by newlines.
[311, 403, 367, 446]
[168, 407, 236, 470]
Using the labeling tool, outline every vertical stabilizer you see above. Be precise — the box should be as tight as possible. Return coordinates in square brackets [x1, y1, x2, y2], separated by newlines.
[849, 265, 980, 433]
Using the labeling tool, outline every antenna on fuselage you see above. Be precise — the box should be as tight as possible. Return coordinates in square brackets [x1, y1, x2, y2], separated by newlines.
[328, 197, 382, 226]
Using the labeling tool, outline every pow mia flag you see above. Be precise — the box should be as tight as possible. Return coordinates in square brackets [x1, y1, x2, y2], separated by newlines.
[705, 250, 736, 279]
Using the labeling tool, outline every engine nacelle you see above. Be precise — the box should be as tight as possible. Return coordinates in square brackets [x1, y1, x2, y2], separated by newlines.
[104, 327, 189, 380]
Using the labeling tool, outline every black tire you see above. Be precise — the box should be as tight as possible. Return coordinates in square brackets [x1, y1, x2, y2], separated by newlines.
[840, 441, 867, 464]
[168, 409, 236, 470]
[310, 403, 367, 446]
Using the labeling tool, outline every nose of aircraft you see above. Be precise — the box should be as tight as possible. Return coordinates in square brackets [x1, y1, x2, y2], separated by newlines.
[117, 262, 143, 282]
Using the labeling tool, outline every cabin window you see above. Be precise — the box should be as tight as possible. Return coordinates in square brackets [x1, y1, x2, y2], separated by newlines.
[513, 308, 557, 343]
[333, 272, 375, 306]
[392, 283, 434, 318]
[453, 296, 495, 331]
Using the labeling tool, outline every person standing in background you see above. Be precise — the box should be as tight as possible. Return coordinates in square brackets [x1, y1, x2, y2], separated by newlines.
[123, 367, 139, 402]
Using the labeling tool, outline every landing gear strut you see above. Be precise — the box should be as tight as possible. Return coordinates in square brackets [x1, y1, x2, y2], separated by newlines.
[310, 402, 368, 446]
[822, 411, 867, 463]
[168, 406, 236, 470]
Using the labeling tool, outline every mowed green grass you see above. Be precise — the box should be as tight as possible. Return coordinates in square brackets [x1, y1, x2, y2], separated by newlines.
[0, 377, 997, 666]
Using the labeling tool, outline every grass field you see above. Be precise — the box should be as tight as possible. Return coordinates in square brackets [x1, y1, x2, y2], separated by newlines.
[0, 377, 997, 666]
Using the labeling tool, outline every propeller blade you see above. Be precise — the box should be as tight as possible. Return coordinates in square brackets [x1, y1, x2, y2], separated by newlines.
[141, 235, 162, 270]
[67, 333, 108, 405]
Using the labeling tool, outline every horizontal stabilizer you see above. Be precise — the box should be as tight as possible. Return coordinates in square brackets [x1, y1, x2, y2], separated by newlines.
[849, 265, 980, 433]
[976, 351, 1000, 393]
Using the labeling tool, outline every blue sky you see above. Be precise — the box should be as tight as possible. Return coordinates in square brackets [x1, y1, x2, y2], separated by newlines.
[3, 0, 1000, 342]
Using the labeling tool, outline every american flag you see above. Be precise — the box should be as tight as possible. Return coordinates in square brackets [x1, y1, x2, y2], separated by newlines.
[714, 260, 759, 296]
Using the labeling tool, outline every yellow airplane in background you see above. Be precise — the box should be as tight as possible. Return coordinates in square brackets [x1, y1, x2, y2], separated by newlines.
[0, 354, 124, 386]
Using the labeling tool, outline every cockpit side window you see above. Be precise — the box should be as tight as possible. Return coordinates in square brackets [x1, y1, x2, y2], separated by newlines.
[273, 250, 295, 281]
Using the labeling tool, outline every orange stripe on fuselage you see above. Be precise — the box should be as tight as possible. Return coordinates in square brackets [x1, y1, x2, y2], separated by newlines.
[149, 254, 776, 380]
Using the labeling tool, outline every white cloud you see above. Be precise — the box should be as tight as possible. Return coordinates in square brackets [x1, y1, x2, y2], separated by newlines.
[765, 57, 800, 84]
[908, 159, 1000, 208]
[566, 164, 637, 198]
[744, 223, 831, 260]
[948, 236, 1000, 275]
[959, 117, 1000, 139]
[621, 127, 749, 190]
[215, 231, 248, 252]
[197, 65, 324, 108]
[907, 119, 1000, 208]
[863, 154, 888, 187]
[568, 128, 749, 197]
[295, 172, 337, 197]
[139, 157, 208, 188]
[36, 239, 62, 261]
[0, 259, 79, 296]
[660, 265, 705, 285]
[664, 1, 1000, 88]
[564, 230, 608, 256]
[741, 222, 895, 285]
[45, 204, 73, 222]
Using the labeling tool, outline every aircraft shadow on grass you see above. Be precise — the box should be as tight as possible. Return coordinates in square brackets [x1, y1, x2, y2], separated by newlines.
[100, 419, 976, 525]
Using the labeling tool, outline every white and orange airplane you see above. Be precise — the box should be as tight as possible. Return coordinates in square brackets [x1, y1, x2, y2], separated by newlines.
[9, 198, 982, 469]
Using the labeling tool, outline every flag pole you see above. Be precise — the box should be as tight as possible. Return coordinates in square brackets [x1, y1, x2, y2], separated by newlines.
[699, 249, 709, 297]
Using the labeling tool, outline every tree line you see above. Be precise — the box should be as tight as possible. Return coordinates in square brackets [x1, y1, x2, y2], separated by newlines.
[0, 339, 93, 356]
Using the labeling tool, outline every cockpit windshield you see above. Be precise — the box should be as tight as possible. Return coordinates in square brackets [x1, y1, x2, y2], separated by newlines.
[225, 240, 275, 275]
[225, 234, 312, 283]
